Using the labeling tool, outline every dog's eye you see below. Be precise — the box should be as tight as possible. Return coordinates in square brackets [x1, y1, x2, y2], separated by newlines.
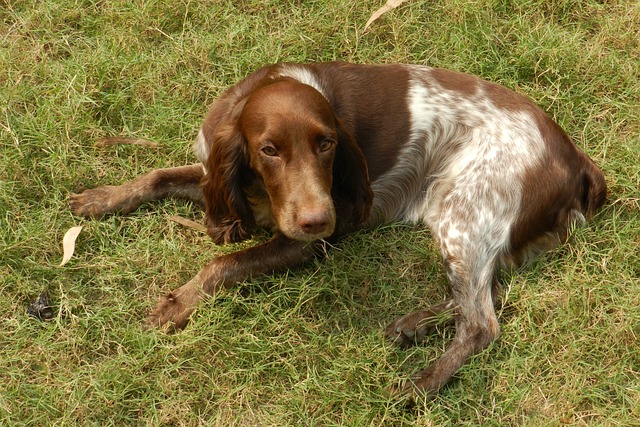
[262, 146, 278, 157]
[319, 139, 335, 152]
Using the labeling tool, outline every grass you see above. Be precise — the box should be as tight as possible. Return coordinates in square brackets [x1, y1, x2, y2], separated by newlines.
[1, 0, 638, 425]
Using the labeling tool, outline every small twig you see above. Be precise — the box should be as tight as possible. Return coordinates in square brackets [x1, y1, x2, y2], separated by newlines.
[94, 137, 159, 148]
[168, 215, 207, 233]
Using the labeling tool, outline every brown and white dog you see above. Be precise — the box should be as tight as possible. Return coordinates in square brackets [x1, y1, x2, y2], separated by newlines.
[70, 62, 606, 398]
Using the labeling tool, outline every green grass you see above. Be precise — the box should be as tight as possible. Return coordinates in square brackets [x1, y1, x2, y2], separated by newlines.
[1, 0, 639, 425]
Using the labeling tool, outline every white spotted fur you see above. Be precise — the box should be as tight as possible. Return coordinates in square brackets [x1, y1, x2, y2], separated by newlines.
[363, 67, 547, 272]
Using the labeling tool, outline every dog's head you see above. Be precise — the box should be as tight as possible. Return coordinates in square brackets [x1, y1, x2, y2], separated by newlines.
[202, 76, 372, 244]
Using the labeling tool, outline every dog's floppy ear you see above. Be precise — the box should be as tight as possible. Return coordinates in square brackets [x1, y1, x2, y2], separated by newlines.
[332, 119, 373, 229]
[201, 98, 255, 244]
[199, 66, 277, 244]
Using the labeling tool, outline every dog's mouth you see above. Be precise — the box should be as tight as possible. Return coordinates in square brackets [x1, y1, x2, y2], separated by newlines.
[277, 205, 336, 242]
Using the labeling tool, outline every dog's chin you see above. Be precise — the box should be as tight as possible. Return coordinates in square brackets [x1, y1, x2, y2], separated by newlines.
[279, 225, 335, 242]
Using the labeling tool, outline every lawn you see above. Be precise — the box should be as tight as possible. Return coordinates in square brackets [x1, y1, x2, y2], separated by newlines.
[1, 0, 638, 425]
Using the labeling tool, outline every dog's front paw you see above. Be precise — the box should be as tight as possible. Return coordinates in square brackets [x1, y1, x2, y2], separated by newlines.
[145, 292, 195, 331]
[69, 186, 119, 219]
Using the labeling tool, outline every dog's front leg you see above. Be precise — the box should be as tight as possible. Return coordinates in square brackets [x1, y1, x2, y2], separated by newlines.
[145, 234, 319, 330]
[70, 164, 205, 218]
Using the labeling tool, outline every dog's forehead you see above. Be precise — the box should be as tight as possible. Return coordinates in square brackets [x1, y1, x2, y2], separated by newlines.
[247, 78, 329, 111]
[241, 79, 335, 138]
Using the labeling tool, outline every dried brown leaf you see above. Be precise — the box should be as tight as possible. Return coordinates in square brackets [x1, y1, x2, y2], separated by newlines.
[60, 226, 83, 266]
[95, 137, 159, 148]
[364, 0, 411, 31]
[168, 215, 207, 233]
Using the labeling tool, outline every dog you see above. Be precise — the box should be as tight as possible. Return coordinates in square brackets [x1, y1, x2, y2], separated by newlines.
[70, 61, 606, 398]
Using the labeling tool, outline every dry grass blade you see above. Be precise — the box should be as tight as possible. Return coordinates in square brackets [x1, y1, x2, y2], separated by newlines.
[364, 0, 411, 31]
[95, 137, 159, 148]
[168, 215, 207, 233]
[60, 226, 83, 266]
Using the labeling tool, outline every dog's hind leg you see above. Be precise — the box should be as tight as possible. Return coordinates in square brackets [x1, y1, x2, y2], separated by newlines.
[395, 251, 501, 399]
[70, 164, 205, 219]
[391, 193, 508, 399]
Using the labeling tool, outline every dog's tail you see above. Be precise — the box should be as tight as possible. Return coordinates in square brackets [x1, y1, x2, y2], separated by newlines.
[579, 153, 607, 219]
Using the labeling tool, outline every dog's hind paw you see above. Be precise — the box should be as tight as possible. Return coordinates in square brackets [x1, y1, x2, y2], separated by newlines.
[385, 300, 456, 348]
